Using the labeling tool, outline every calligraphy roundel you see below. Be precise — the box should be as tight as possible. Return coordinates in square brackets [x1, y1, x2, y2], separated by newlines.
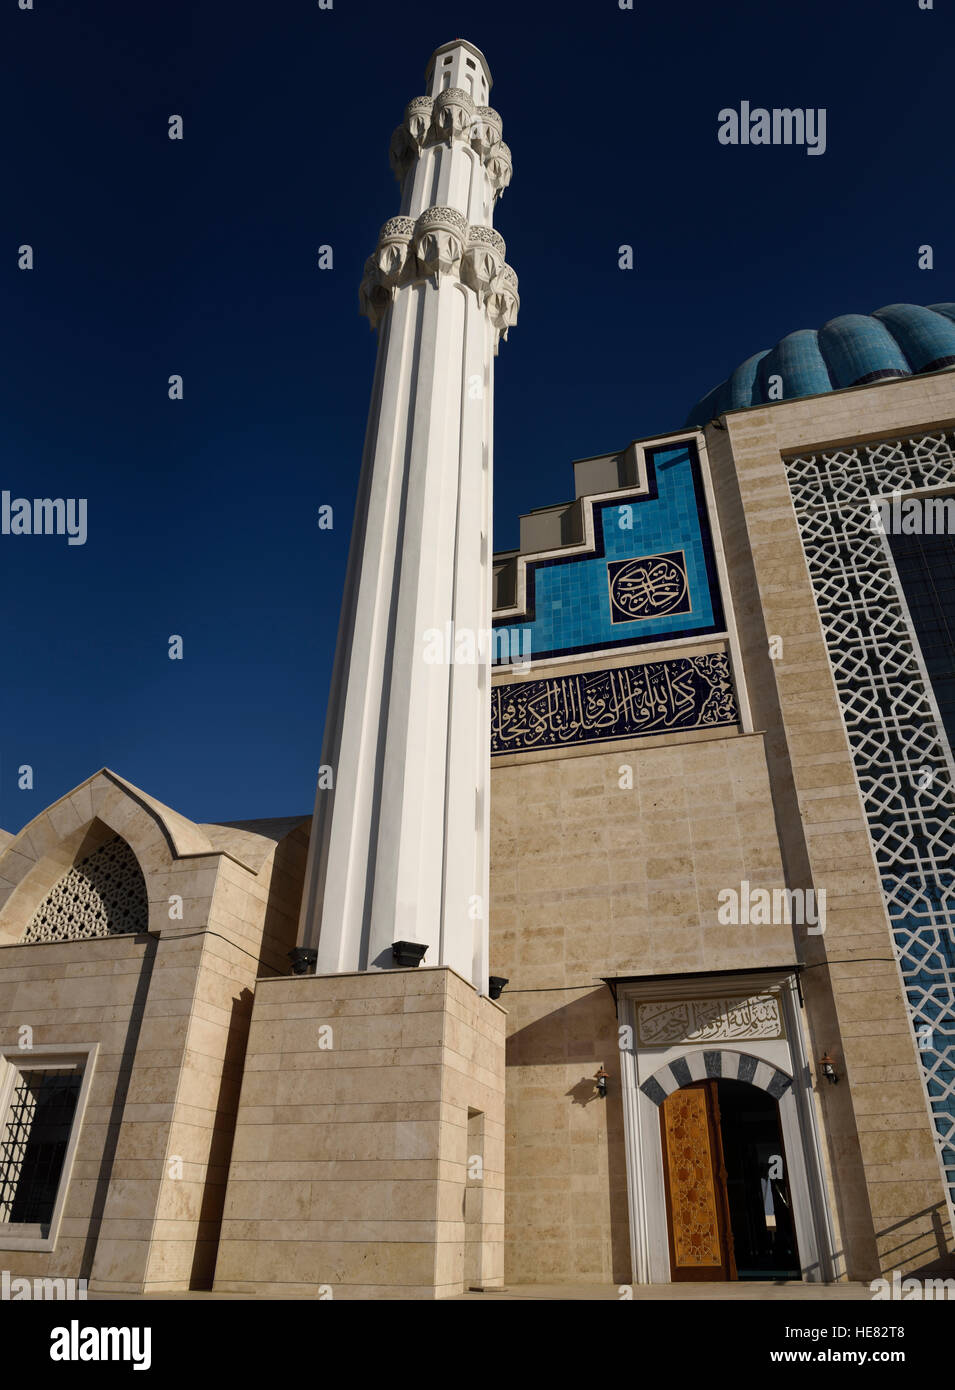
[608, 551, 691, 624]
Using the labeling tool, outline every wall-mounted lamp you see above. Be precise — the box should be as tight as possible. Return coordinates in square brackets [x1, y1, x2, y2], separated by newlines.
[392, 940, 428, 968]
[819, 1051, 839, 1085]
[288, 947, 317, 976]
[594, 1067, 609, 1099]
[488, 976, 509, 1001]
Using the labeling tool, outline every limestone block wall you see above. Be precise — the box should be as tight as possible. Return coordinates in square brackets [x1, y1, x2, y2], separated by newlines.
[0, 932, 154, 1283]
[489, 726, 795, 1283]
[131, 827, 309, 1291]
[704, 373, 955, 1276]
[214, 966, 506, 1299]
[0, 771, 308, 1292]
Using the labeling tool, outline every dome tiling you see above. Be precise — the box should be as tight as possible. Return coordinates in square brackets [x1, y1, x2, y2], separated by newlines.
[686, 303, 955, 426]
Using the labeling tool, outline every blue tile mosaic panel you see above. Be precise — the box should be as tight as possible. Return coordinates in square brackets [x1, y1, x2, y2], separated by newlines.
[491, 652, 738, 755]
[493, 441, 726, 664]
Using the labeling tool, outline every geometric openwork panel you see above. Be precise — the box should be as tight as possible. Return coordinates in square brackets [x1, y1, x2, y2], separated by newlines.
[22, 836, 148, 944]
[785, 429, 955, 1214]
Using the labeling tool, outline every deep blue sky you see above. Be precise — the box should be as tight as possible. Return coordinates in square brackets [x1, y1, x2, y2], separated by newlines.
[3, 0, 951, 834]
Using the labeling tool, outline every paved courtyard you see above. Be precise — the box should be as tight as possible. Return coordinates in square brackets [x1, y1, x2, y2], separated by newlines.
[84, 1281, 874, 1302]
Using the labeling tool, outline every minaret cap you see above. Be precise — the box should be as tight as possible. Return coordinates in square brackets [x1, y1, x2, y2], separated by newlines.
[425, 38, 492, 91]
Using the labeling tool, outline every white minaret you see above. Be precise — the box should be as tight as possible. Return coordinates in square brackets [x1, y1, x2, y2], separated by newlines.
[298, 39, 518, 992]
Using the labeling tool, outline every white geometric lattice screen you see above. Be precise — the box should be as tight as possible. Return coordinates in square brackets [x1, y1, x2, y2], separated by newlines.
[785, 430, 955, 1214]
[23, 835, 148, 943]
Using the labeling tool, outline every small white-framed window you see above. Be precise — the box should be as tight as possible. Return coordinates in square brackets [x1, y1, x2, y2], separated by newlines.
[0, 1044, 97, 1252]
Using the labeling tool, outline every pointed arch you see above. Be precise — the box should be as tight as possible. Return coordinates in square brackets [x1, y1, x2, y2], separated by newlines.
[0, 769, 213, 944]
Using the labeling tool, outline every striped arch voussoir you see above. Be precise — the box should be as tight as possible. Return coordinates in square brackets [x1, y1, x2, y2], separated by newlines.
[639, 1050, 792, 1107]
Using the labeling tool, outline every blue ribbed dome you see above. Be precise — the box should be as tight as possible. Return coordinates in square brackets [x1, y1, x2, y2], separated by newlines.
[686, 303, 955, 426]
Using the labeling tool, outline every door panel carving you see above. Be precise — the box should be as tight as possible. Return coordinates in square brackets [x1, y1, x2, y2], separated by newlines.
[660, 1081, 735, 1280]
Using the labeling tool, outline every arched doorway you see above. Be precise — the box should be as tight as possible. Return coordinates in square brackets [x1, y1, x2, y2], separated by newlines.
[618, 977, 836, 1284]
[660, 1078, 800, 1281]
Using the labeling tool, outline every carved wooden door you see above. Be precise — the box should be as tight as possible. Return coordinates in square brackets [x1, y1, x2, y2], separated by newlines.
[660, 1080, 736, 1281]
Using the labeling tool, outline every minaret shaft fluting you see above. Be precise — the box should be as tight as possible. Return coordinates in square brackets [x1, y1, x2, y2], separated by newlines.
[297, 40, 518, 992]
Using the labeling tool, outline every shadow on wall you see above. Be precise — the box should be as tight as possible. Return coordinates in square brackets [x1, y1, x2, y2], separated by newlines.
[189, 987, 254, 1290]
[880, 1204, 955, 1278]
[79, 934, 158, 1283]
[505, 986, 631, 1283]
[232, 820, 310, 980]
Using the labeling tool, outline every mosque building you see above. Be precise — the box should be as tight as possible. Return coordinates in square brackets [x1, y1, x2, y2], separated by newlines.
[0, 40, 953, 1298]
